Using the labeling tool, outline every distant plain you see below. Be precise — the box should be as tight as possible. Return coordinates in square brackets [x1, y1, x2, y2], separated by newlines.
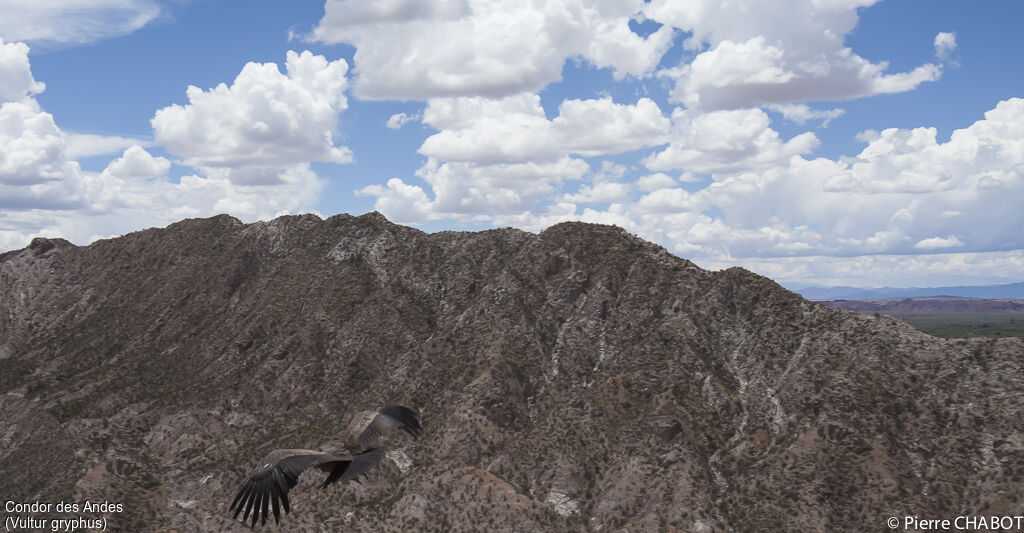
[890, 312, 1024, 339]
[817, 297, 1024, 339]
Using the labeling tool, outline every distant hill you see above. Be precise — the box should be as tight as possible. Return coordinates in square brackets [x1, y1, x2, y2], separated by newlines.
[821, 297, 1024, 314]
[819, 298, 1024, 339]
[793, 281, 1024, 300]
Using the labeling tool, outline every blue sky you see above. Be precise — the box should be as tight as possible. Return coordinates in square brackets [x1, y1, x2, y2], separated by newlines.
[1, 0, 1022, 288]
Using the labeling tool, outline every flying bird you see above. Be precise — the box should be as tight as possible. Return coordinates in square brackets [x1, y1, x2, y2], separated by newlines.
[229, 405, 422, 526]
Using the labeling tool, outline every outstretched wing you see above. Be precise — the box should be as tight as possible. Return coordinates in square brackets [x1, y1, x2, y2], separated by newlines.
[229, 449, 348, 526]
[354, 405, 423, 451]
[320, 447, 388, 488]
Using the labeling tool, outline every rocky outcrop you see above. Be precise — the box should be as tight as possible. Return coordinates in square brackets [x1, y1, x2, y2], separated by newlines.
[1, 212, 1022, 532]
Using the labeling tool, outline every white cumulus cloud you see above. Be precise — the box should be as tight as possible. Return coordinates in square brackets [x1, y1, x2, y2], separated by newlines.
[635, 172, 677, 191]
[643, 107, 819, 174]
[561, 182, 631, 204]
[361, 92, 672, 222]
[645, 0, 944, 110]
[914, 235, 963, 250]
[419, 94, 563, 164]
[152, 50, 353, 176]
[420, 93, 669, 164]
[0, 39, 44, 102]
[359, 155, 591, 222]
[355, 177, 436, 225]
[101, 145, 170, 179]
[647, 98, 1024, 259]
[0, 45, 328, 252]
[0, 99, 72, 186]
[554, 96, 670, 156]
[312, 0, 674, 100]
[385, 112, 420, 129]
[367, 98, 1024, 278]
[934, 32, 957, 61]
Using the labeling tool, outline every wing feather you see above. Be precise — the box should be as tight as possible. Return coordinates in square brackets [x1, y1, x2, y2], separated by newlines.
[253, 487, 265, 526]
[242, 480, 257, 523]
[230, 480, 250, 518]
[355, 406, 422, 450]
[262, 484, 272, 526]
[270, 482, 281, 524]
[272, 468, 291, 515]
[229, 450, 347, 525]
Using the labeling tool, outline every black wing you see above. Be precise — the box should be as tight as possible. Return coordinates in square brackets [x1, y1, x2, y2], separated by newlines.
[229, 450, 345, 526]
[320, 447, 387, 488]
[354, 405, 423, 451]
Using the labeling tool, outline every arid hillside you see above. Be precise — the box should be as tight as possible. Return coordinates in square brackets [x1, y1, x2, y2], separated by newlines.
[1, 213, 1022, 532]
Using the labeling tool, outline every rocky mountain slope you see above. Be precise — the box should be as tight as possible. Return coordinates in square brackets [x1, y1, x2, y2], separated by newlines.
[1, 213, 1022, 532]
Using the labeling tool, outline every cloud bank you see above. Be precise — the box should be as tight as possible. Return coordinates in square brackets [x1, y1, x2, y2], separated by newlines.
[0, 43, 341, 251]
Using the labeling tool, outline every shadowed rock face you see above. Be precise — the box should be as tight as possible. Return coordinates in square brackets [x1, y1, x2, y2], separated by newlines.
[1, 212, 1022, 532]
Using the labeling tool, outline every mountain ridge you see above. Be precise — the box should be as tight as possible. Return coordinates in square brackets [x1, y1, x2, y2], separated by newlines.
[1, 213, 1022, 532]
[792, 281, 1024, 300]
[822, 297, 1024, 314]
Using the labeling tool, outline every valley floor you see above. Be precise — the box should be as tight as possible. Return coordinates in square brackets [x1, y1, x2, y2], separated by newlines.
[889, 312, 1024, 339]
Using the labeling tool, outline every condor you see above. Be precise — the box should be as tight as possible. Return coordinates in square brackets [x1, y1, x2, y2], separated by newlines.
[229, 405, 422, 526]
